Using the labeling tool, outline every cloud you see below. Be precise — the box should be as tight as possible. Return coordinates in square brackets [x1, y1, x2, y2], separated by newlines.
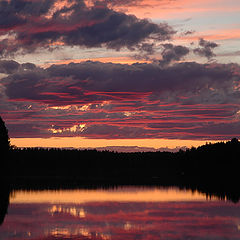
[194, 38, 219, 59]
[4, 61, 239, 105]
[1, 60, 239, 140]
[159, 43, 190, 65]
[5, 200, 240, 240]
[0, 60, 36, 74]
[0, 1, 238, 142]
[0, 60, 20, 74]
[0, 0, 54, 20]
[148, 121, 240, 140]
[0, 0, 174, 57]
[182, 30, 195, 35]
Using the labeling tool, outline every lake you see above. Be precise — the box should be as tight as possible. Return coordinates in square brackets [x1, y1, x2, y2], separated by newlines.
[1, 187, 240, 240]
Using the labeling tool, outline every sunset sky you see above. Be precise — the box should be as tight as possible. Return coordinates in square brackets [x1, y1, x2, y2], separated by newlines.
[0, 0, 240, 149]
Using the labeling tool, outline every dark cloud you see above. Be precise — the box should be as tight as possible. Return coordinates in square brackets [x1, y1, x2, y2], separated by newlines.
[5, 118, 240, 140]
[6, 122, 45, 138]
[0, 60, 36, 74]
[159, 43, 190, 65]
[0, 0, 174, 56]
[133, 42, 156, 60]
[2, 61, 240, 105]
[194, 38, 219, 59]
[0, 0, 54, 29]
[148, 121, 240, 140]
[182, 30, 195, 36]
[138, 43, 155, 55]
[0, 1, 238, 142]
[0, 60, 20, 74]
[1, 60, 239, 139]
[199, 38, 218, 49]
[21, 62, 37, 70]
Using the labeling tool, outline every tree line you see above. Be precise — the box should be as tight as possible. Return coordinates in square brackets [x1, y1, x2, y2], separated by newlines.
[0, 116, 240, 202]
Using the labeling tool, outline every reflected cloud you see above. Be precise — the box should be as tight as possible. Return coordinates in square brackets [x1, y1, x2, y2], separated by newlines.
[44, 226, 111, 240]
[123, 221, 141, 231]
[48, 205, 86, 218]
[1, 198, 240, 240]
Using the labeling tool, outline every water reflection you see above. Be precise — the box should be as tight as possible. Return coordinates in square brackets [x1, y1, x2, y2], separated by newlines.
[45, 226, 111, 240]
[1, 187, 240, 240]
[10, 187, 212, 203]
[48, 205, 86, 218]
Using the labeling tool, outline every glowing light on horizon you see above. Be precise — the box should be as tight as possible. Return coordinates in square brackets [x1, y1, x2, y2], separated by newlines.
[10, 137, 213, 149]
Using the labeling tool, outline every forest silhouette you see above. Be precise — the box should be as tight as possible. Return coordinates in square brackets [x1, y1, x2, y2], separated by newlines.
[0, 116, 240, 224]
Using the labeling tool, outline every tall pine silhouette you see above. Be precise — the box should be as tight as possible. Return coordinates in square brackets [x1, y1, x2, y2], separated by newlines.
[0, 116, 10, 154]
[0, 116, 10, 225]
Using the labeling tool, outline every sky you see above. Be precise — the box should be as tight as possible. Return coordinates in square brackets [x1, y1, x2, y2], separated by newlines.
[0, 0, 240, 149]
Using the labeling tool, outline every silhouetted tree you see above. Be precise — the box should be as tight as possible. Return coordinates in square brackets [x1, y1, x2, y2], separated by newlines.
[231, 138, 239, 144]
[0, 116, 10, 155]
[0, 117, 10, 222]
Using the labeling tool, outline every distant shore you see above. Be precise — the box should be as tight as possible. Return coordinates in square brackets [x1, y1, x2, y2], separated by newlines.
[1, 138, 240, 203]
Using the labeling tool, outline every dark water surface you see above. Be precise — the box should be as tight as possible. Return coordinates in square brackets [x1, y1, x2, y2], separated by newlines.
[1, 187, 240, 240]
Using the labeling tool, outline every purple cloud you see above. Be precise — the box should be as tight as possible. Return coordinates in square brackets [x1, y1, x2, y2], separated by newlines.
[0, 0, 174, 57]
[194, 38, 219, 59]
[0, 60, 239, 140]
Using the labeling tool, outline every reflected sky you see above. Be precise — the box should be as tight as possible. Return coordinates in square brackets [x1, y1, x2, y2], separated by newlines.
[1, 187, 240, 240]
[10, 187, 212, 203]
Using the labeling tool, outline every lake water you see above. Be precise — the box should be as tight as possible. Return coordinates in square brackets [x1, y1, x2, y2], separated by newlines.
[1, 187, 240, 240]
